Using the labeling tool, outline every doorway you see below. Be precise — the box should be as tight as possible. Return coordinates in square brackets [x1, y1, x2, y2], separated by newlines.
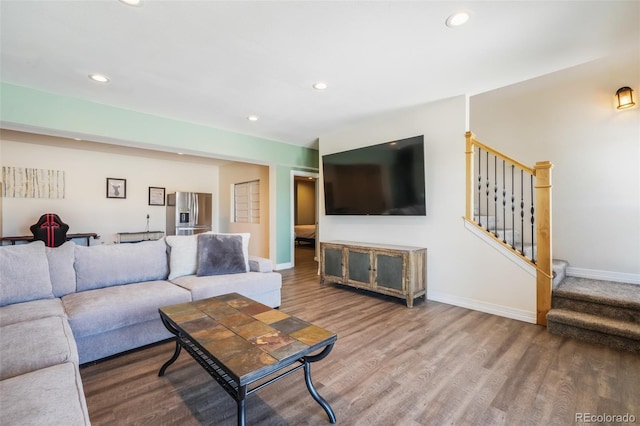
[291, 171, 319, 267]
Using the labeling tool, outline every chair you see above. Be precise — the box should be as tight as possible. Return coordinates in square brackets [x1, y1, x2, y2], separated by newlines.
[30, 213, 69, 247]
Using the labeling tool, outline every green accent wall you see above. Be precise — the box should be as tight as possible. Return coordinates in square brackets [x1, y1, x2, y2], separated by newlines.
[0, 82, 319, 265]
[276, 165, 293, 264]
[0, 83, 318, 167]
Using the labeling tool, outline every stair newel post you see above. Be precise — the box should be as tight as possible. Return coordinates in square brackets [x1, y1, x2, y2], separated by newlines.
[534, 161, 553, 325]
[465, 131, 474, 221]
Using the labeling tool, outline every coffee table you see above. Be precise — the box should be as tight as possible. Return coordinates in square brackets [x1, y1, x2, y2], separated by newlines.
[158, 293, 337, 425]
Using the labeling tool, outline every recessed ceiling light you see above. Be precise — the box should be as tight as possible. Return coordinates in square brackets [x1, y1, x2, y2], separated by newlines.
[446, 11, 470, 27]
[313, 82, 328, 91]
[247, 115, 259, 122]
[118, 0, 143, 6]
[88, 73, 110, 83]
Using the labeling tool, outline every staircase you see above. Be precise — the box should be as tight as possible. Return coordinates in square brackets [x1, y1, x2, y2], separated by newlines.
[477, 201, 640, 353]
[465, 132, 554, 325]
[465, 132, 639, 352]
[547, 275, 640, 353]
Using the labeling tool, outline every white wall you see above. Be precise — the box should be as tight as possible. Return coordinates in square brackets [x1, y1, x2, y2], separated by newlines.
[218, 162, 270, 258]
[471, 49, 640, 278]
[319, 96, 537, 323]
[1, 131, 220, 244]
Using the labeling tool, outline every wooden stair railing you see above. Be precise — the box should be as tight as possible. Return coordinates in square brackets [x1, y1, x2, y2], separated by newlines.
[465, 131, 553, 325]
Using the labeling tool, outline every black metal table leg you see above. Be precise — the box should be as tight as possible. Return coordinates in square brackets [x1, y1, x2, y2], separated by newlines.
[237, 386, 247, 426]
[158, 315, 182, 376]
[158, 340, 181, 377]
[302, 344, 337, 423]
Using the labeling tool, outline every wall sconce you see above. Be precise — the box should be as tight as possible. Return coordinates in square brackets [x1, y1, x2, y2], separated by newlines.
[616, 86, 635, 110]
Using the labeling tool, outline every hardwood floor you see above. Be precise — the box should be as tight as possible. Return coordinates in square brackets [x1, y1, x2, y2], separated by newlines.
[80, 246, 640, 425]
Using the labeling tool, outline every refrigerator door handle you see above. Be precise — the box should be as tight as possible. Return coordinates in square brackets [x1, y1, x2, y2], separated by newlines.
[194, 194, 199, 225]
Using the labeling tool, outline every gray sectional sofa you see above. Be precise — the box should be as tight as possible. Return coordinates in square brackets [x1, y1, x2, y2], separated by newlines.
[0, 233, 281, 425]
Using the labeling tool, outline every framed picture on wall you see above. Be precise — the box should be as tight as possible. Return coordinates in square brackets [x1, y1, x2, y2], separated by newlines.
[106, 178, 126, 199]
[148, 186, 165, 206]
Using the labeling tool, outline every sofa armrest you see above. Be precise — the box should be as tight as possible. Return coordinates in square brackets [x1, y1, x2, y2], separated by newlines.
[248, 256, 273, 272]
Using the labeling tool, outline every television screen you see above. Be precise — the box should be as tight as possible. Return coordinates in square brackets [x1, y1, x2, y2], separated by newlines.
[322, 135, 426, 215]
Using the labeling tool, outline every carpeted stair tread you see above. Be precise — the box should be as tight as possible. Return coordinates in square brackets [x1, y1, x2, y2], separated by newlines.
[547, 316, 640, 354]
[547, 308, 640, 341]
[553, 277, 640, 310]
[552, 296, 640, 323]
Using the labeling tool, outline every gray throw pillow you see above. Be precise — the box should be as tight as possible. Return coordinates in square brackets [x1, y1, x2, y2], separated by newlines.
[196, 234, 246, 276]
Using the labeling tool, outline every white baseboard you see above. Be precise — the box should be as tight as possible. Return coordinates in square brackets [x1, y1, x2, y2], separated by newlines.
[275, 262, 292, 271]
[566, 267, 640, 285]
[428, 290, 537, 324]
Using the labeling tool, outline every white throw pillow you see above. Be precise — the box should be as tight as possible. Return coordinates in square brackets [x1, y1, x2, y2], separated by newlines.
[166, 234, 199, 280]
[166, 232, 251, 279]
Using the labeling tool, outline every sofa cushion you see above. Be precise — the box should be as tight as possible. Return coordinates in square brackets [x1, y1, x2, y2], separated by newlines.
[167, 232, 250, 279]
[46, 241, 77, 297]
[0, 298, 66, 327]
[197, 233, 246, 276]
[75, 318, 175, 364]
[62, 280, 191, 338]
[75, 238, 169, 292]
[0, 316, 78, 380]
[0, 241, 54, 307]
[0, 362, 91, 426]
[171, 271, 282, 306]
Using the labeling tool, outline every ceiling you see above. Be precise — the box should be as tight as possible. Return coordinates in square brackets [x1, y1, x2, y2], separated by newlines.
[1, 1, 638, 150]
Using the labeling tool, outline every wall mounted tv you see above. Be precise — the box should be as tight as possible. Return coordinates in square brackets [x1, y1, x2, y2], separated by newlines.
[322, 135, 426, 216]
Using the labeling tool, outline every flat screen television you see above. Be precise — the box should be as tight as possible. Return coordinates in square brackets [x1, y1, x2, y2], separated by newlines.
[322, 135, 426, 216]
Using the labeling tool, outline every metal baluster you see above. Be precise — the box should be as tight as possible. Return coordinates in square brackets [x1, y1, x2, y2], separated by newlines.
[520, 170, 525, 255]
[502, 160, 507, 243]
[485, 151, 490, 230]
[494, 155, 498, 237]
[477, 146, 482, 225]
[530, 174, 535, 263]
[511, 165, 515, 249]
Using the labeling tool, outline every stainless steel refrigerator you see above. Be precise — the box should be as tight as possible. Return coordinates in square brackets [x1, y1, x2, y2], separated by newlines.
[166, 192, 212, 235]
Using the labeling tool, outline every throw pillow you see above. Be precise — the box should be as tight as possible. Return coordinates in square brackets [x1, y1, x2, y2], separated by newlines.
[196, 234, 246, 276]
[166, 232, 250, 279]
[165, 234, 199, 279]
[0, 241, 54, 307]
[213, 232, 250, 272]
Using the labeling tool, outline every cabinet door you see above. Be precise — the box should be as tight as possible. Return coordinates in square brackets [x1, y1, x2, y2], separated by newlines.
[374, 251, 405, 293]
[346, 248, 372, 288]
[322, 246, 344, 282]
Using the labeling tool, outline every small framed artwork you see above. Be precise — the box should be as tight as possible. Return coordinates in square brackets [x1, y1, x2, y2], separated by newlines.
[148, 186, 166, 206]
[106, 178, 127, 199]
